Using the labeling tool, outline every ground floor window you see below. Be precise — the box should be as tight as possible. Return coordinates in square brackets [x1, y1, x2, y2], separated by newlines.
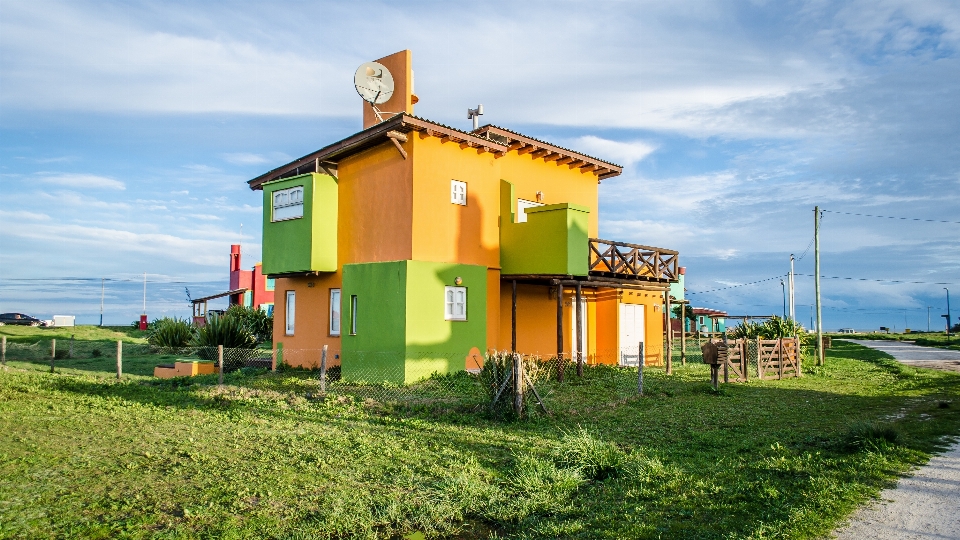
[285, 291, 295, 335]
[445, 286, 467, 321]
[330, 289, 341, 336]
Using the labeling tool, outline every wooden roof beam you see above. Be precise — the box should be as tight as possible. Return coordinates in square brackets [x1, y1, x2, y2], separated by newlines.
[555, 156, 574, 166]
[516, 144, 535, 155]
[579, 163, 598, 173]
[542, 152, 561, 163]
[567, 159, 585, 169]
[507, 141, 525, 151]
[530, 149, 550, 159]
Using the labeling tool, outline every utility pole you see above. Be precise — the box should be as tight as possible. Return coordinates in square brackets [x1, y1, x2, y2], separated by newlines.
[788, 254, 795, 322]
[100, 278, 105, 327]
[814, 206, 824, 366]
[946, 288, 952, 337]
[928, 306, 932, 332]
[780, 279, 786, 319]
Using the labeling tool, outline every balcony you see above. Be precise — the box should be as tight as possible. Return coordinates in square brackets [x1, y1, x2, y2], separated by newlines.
[588, 239, 678, 283]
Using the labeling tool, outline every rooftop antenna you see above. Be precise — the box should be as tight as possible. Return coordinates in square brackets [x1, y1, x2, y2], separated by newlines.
[468, 104, 484, 130]
[355, 61, 396, 122]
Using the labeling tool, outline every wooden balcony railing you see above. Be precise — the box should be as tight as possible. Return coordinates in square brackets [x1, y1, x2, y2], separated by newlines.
[588, 238, 679, 282]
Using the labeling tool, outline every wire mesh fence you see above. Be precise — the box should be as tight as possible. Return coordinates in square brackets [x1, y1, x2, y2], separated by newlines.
[0, 338, 672, 419]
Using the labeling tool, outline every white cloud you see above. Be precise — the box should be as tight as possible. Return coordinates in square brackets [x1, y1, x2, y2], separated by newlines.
[221, 153, 270, 165]
[568, 136, 655, 167]
[38, 173, 125, 190]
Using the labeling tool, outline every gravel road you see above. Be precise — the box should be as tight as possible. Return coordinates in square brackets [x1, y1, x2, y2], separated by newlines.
[832, 339, 960, 539]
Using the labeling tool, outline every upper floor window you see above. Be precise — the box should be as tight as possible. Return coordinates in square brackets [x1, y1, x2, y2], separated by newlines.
[516, 198, 544, 223]
[445, 286, 467, 321]
[451, 180, 467, 205]
[272, 186, 304, 222]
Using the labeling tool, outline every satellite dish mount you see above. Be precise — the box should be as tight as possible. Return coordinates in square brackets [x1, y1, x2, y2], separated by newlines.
[355, 61, 397, 122]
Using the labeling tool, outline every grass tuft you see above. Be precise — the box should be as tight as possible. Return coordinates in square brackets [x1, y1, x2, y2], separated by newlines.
[842, 421, 902, 450]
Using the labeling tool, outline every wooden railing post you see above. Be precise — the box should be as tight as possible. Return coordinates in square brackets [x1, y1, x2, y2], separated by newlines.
[217, 345, 224, 386]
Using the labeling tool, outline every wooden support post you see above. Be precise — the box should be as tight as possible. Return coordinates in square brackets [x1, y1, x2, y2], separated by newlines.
[796, 334, 802, 377]
[1, 335, 5, 368]
[217, 345, 224, 386]
[680, 303, 687, 366]
[50, 339, 56, 373]
[555, 281, 564, 382]
[575, 281, 583, 377]
[665, 293, 672, 375]
[116, 340, 122, 379]
[638, 341, 644, 396]
[742, 339, 749, 381]
[511, 280, 518, 353]
[722, 333, 729, 384]
[320, 344, 328, 395]
[778, 338, 784, 380]
[69, 335, 74, 359]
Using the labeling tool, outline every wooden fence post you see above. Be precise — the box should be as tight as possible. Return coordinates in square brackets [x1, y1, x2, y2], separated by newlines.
[69, 335, 74, 359]
[514, 353, 524, 417]
[722, 334, 729, 384]
[680, 304, 687, 366]
[556, 281, 564, 382]
[756, 337, 762, 380]
[638, 342, 644, 396]
[320, 344, 328, 395]
[778, 338, 784, 380]
[217, 345, 224, 385]
[116, 340, 122, 379]
[796, 335, 802, 377]
[50, 339, 56, 373]
[1, 335, 6, 368]
[665, 293, 672, 375]
[575, 282, 583, 377]
[741, 339, 748, 381]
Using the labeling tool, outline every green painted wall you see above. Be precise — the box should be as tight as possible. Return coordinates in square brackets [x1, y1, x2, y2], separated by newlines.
[340, 261, 407, 383]
[405, 260, 487, 381]
[499, 179, 590, 276]
[261, 173, 338, 275]
[341, 260, 487, 384]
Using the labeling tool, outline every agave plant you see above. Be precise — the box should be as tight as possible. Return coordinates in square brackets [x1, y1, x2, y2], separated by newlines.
[730, 316, 805, 340]
[147, 317, 193, 347]
[192, 313, 257, 349]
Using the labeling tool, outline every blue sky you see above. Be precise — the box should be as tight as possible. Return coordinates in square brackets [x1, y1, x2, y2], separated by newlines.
[1, 0, 958, 330]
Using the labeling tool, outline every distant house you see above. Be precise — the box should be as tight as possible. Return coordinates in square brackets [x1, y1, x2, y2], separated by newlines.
[689, 307, 727, 333]
[229, 244, 275, 315]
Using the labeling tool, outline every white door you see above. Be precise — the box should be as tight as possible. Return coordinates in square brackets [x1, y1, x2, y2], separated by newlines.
[619, 304, 645, 366]
[571, 298, 587, 360]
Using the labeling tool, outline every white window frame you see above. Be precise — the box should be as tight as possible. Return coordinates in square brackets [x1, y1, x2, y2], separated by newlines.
[516, 198, 544, 223]
[451, 180, 467, 206]
[445, 286, 467, 321]
[272, 186, 304, 222]
[349, 295, 358, 335]
[285, 291, 296, 335]
[329, 288, 341, 336]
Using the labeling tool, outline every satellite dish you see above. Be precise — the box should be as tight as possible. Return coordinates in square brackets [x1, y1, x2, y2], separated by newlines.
[354, 61, 395, 105]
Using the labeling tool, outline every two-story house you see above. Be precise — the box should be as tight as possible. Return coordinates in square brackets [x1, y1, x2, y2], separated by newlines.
[247, 50, 680, 383]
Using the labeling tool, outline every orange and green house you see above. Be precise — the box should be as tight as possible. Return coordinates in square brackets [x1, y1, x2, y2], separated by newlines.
[247, 50, 680, 384]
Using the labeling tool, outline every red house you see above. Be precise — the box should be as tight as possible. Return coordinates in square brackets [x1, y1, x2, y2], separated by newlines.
[228, 244, 275, 314]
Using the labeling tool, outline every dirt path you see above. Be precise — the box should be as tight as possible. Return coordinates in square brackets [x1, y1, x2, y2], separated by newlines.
[842, 339, 960, 372]
[832, 339, 960, 538]
[832, 442, 960, 539]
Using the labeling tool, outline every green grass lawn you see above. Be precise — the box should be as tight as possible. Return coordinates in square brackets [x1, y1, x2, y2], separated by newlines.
[2, 340, 960, 539]
[832, 331, 960, 351]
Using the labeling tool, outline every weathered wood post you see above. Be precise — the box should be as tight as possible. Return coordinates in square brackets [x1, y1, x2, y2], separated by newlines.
[555, 280, 564, 382]
[722, 334, 729, 384]
[511, 280, 517, 352]
[575, 281, 583, 377]
[638, 341, 644, 396]
[665, 292, 672, 375]
[513, 353, 524, 417]
[778, 338, 784, 380]
[217, 345, 224, 385]
[116, 340, 122, 379]
[1, 335, 6, 368]
[680, 302, 687, 366]
[69, 335, 74, 359]
[796, 334, 802, 377]
[320, 344, 328, 395]
[756, 336, 762, 379]
[50, 339, 56, 373]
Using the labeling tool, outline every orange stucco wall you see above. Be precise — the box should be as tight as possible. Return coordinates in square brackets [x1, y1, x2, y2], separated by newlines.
[273, 275, 343, 368]
[497, 151, 600, 237]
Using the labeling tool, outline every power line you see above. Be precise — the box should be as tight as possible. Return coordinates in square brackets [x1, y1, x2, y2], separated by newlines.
[795, 273, 953, 286]
[687, 275, 786, 295]
[822, 209, 960, 225]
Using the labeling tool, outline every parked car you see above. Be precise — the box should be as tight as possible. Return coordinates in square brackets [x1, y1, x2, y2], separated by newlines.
[0, 313, 46, 326]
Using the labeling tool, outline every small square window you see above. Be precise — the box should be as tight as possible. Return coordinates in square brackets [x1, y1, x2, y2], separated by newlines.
[445, 286, 467, 321]
[451, 180, 467, 206]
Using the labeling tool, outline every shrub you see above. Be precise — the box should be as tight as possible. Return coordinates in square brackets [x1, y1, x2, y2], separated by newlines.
[731, 316, 805, 340]
[225, 305, 273, 343]
[192, 313, 256, 349]
[148, 317, 193, 347]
